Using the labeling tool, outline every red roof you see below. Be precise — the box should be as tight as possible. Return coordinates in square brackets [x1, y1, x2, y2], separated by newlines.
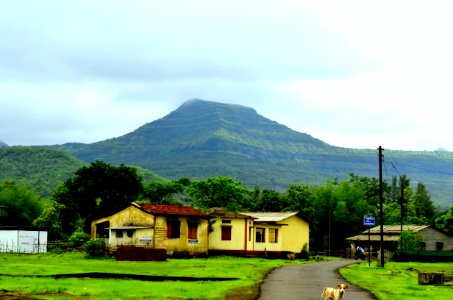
[135, 203, 209, 218]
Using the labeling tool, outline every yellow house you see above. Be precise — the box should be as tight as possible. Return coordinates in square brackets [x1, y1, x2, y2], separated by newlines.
[209, 209, 309, 257]
[91, 203, 210, 256]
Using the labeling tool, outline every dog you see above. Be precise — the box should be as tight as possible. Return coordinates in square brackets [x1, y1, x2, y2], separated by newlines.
[321, 284, 349, 300]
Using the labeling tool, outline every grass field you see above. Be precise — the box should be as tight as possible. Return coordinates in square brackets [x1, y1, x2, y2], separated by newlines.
[340, 261, 453, 300]
[0, 252, 306, 299]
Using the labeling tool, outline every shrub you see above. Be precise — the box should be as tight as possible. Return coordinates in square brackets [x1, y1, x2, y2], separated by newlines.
[84, 238, 106, 257]
[69, 231, 91, 248]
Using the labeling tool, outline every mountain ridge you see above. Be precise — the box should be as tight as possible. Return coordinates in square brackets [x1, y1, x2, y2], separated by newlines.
[48, 99, 453, 208]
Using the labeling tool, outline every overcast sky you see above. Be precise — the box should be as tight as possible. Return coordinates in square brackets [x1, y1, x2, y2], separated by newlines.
[1, 0, 453, 151]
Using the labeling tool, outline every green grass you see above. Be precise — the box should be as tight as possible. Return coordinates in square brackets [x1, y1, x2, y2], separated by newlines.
[340, 261, 453, 300]
[0, 253, 308, 299]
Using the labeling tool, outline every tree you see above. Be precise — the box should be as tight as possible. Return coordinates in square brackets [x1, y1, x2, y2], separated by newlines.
[140, 178, 190, 204]
[53, 161, 143, 234]
[284, 184, 315, 221]
[435, 206, 453, 235]
[187, 176, 250, 211]
[0, 180, 42, 226]
[412, 182, 436, 223]
[32, 200, 65, 239]
[254, 189, 283, 211]
[398, 230, 423, 251]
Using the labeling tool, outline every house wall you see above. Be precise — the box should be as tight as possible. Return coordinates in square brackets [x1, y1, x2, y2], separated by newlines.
[91, 206, 155, 250]
[91, 206, 154, 238]
[251, 224, 282, 252]
[91, 206, 209, 255]
[280, 215, 309, 253]
[155, 216, 209, 255]
[209, 218, 249, 251]
[420, 228, 453, 251]
[208, 215, 310, 255]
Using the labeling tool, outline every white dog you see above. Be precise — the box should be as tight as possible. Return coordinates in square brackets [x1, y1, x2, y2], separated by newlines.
[321, 284, 348, 300]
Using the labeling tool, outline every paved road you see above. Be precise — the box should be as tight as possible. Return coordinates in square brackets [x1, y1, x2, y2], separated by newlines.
[258, 260, 376, 300]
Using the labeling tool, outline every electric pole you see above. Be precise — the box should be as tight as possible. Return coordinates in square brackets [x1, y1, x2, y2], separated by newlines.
[378, 146, 385, 267]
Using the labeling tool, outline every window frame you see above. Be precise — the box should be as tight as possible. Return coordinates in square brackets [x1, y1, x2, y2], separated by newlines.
[268, 228, 278, 243]
[255, 227, 265, 243]
[167, 219, 181, 239]
[221, 225, 232, 241]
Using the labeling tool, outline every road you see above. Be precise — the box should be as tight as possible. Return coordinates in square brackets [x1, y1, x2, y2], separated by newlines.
[258, 259, 376, 300]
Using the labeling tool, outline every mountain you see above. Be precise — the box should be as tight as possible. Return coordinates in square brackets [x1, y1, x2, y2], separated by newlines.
[0, 146, 85, 198]
[0, 140, 7, 147]
[54, 99, 453, 208]
[0, 146, 166, 198]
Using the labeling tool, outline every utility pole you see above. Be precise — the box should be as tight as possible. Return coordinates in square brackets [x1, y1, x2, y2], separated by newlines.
[400, 177, 404, 250]
[378, 146, 385, 267]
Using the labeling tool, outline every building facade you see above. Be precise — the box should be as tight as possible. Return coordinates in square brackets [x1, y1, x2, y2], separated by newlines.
[91, 203, 210, 256]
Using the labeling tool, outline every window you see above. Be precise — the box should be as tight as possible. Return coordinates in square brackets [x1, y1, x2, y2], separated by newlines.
[436, 242, 444, 251]
[269, 228, 278, 243]
[256, 227, 265, 243]
[419, 242, 426, 250]
[167, 219, 181, 238]
[188, 222, 198, 240]
[115, 230, 123, 238]
[222, 219, 232, 224]
[221, 226, 232, 240]
[126, 229, 134, 238]
[249, 227, 252, 242]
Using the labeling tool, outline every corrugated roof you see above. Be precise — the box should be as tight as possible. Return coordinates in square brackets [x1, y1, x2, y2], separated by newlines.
[346, 234, 400, 242]
[208, 208, 253, 219]
[346, 225, 431, 242]
[240, 212, 298, 222]
[366, 225, 429, 234]
[134, 203, 209, 218]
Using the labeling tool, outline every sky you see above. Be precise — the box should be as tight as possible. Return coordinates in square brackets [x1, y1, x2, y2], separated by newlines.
[1, 0, 453, 151]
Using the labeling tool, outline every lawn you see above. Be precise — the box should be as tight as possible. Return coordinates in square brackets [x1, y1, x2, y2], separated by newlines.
[0, 253, 306, 299]
[340, 261, 453, 300]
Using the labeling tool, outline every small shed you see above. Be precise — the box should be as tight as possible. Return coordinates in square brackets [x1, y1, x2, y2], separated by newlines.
[0, 227, 48, 253]
[346, 225, 453, 252]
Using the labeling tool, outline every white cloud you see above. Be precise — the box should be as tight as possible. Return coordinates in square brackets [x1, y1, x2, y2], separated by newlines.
[1, 0, 453, 151]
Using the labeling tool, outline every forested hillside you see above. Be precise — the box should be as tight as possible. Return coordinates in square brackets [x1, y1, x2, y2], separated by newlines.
[0, 146, 85, 197]
[0, 147, 167, 198]
[51, 100, 453, 208]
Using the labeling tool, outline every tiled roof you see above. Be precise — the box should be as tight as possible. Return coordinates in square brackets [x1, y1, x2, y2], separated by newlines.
[134, 203, 209, 218]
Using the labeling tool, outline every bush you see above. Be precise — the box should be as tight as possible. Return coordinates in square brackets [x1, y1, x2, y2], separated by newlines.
[84, 239, 106, 257]
[69, 231, 91, 248]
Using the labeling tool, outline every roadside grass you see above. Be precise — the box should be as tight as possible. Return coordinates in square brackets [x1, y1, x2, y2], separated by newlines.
[340, 261, 453, 300]
[0, 252, 310, 299]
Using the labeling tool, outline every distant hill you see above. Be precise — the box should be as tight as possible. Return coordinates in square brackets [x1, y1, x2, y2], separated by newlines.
[0, 146, 166, 198]
[53, 99, 453, 208]
[0, 140, 7, 147]
[0, 146, 85, 198]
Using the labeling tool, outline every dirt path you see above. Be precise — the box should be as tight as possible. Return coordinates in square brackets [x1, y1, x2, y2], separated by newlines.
[258, 259, 376, 300]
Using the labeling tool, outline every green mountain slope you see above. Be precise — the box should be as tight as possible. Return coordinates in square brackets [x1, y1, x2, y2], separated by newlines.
[0, 146, 85, 198]
[54, 99, 453, 208]
[0, 146, 166, 198]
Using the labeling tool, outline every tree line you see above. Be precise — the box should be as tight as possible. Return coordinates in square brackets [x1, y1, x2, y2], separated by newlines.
[0, 160, 451, 252]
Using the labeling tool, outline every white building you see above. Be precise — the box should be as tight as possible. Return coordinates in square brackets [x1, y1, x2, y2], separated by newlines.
[0, 228, 47, 253]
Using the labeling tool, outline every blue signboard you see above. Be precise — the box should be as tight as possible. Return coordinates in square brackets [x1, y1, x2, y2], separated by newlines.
[363, 216, 375, 226]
